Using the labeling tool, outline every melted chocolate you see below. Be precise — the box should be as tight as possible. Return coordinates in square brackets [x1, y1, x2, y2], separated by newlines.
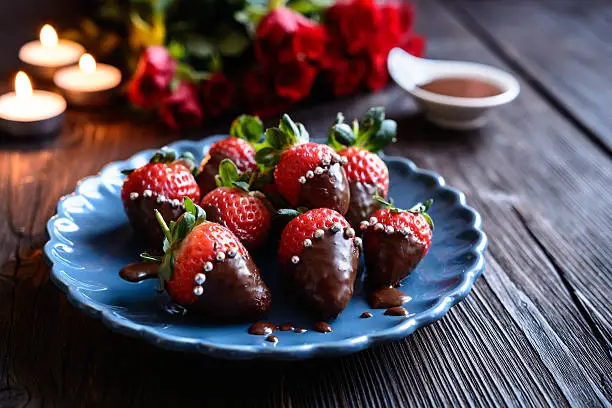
[364, 229, 427, 288]
[346, 181, 383, 228]
[418, 77, 502, 98]
[368, 287, 410, 309]
[313, 321, 332, 333]
[283, 228, 360, 320]
[124, 195, 184, 250]
[196, 151, 226, 195]
[295, 328, 307, 333]
[360, 312, 373, 318]
[298, 162, 350, 215]
[266, 335, 279, 343]
[248, 321, 277, 335]
[384, 307, 408, 316]
[184, 253, 271, 321]
[119, 262, 159, 282]
[278, 323, 296, 332]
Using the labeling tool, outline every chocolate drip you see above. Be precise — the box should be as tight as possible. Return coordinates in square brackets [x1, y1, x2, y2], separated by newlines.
[266, 335, 279, 343]
[248, 322, 277, 335]
[360, 312, 373, 318]
[185, 253, 271, 321]
[345, 181, 383, 228]
[278, 323, 296, 332]
[368, 287, 410, 309]
[295, 328, 307, 333]
[312, 321, 332, 333]
[196, 151, 226, 195]
[124, 195, 184, 250]
[283, 228, 360, 320]
[384, 307, 408, 316]
[298, 162, 350, 215]
[119, 262, 159, 282]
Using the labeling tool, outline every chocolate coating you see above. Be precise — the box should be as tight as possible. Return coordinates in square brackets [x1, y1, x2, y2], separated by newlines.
[189, 253, 271, 321]
[384, 307, 408, 316]
[119, 262, 158, 282]
[295, 328, 307, 333]
[124, 195, 184, 251]
[364, 230, 427, 288]
[278, 323, 296, 332]
[283, 229, 360, 320]
[248, 321, 277, 335]
[196, 151, 226, 196]
[368, 287, 410, 309]
[345, 181, 383, 228]
[298, 162, 350, 215]
[360, 312, 373, 318]
[312, 321, 332, 333]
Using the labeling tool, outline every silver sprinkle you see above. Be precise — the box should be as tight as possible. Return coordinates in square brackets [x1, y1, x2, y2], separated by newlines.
[193, 286, 204, 296]
[333, 154, 341, 163]
[355, 237, 362, 248]
[227, 248, 237, 258]
[314, 229, 324, 239]
[216, 252, 226, 261]
[298, 176, 307, 184]
[401, 227, 410, 236]
[345, 228, 355, 238]
[129, 192, 139, 200]
[314, 166, 324, 175]
[194, 273, 206, 285]
[291, 255, 300, 264]
[340, 156, 348, 165]
[156, 195, 165, 203]
[321, 156, 331, 166]
[304, 239, 312, 248]
[331, 222, 342, 233]
[369, 217, 378, 225]
[385, 226, 395, 235]
[171, 199, 181, 207]
[407, 235, 419, 244]
[204, 262, 213, 272]
[143, 189, 153, 198]
[374, 223, 384, 231]
[305, 170, 314, 179]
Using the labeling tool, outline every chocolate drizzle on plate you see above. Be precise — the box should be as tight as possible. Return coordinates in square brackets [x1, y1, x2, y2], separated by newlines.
[384, 307, 408, 316]
[278, 323, 296, 332]
[360, 312, 373, 318]
[266, 335, 279, 343]
[119, 262, 159, 282]
[295, 328, 307, 333]
[368, 287, 410, 309]
[312, 321, 332, 333]
[248, 321, 278, 336]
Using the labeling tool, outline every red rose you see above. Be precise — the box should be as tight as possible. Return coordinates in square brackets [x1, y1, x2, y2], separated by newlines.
[323, 53, 366, 97]
[256, 7, 326, 66]
[325, 0, 379, 56]
[378, 3, 402, 53]
[274, 60, 317, 102]
[400, 33, 426, 58]
[158, 82, 203, 129]
[243, 70, 291, 119]
[201, 73, 235, 117]
[128, 46, 177, 109]
[365, 52, 388, 91]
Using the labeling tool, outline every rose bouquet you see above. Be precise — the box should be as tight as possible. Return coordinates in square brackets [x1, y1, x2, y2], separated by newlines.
[85, 0, 424, 128]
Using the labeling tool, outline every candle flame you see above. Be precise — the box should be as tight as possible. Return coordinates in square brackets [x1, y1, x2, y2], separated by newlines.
[40, 24, 58, 48]
[79, 53, 96, 74]
[15, 71, 33, 98]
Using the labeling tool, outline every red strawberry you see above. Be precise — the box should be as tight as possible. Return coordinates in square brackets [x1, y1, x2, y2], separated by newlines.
[362, 197, 433, 288]
[256, 114, 350, 214]
[121, 149, 200, 249]
[279, 208, 361, 320]
[200, 159, 272, 249]
[327, 108, 396, 227]
[196, 115, 263, 194]
[144, 198, 271, 320]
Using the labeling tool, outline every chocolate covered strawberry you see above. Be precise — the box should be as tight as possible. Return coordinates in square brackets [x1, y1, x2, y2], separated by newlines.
[121, 148, 200, 249]
[362, 196, 433, 288]
[256, 114, 350, 214]
[279, 208, 361, 320]
[142, 198, 271, 320]
[200, 159, 272, 249]
[196, 115, 262, 194]
[327, 107, 397, 227]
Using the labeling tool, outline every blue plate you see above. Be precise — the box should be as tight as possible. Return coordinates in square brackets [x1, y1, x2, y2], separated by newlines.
[44, 136, 487, 360]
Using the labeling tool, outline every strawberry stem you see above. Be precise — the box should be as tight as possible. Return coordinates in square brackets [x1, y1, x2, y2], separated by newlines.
[140, 252, 162, 263]
[155, 209, 173, 243]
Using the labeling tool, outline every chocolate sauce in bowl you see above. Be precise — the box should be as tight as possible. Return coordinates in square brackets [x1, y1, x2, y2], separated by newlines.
[248, 322, 278, 335]
[119, 262, 159, 282]
[368, 287, 410, 309]
[418, 77, 502, 98]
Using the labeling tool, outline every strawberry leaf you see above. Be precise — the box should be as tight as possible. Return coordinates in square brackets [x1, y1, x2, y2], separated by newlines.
[230, 115, 263, 144]
[232, 181, 250, 191]
[365, 119, 397, 152]
[280, 114, 299, 140]
[255, 147, 280, 166]
[217, 159, 240, 188]
[331, 123, 356, 147]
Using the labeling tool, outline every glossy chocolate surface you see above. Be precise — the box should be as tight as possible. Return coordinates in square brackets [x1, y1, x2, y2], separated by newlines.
[312, 321, 332, 333]
[119, 262, 158, 282]
[384, 307, 409, 316]
[196, 151, 226, 196]
[298, 162, 350, 215]
[368, 287, 410, 309]
[278, 323, 296, 332]
[345, 181, 383, 228]
[360, 312, 373, 319]
[248, 321, 278, 335]
[124, 195, 184, 251]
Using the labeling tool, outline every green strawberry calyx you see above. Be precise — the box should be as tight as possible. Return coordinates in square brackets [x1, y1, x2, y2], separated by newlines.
[327, 107, 397, 153]
[215, 158, 255, 192]
[121, 148, 198, 176]
[140, 197, 207, 291]
[229, 114, 264, 145]
[254, 113, 310, 170]
[374, 193, 434, 230]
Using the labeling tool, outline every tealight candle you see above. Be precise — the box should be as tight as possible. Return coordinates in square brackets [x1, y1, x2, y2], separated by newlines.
[0, 72, 66, 137]
[53, 53, 122, 107]
[19, 24, 85, 81]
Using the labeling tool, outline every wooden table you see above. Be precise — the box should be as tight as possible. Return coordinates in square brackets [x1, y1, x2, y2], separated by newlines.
[1, 0, 610, 406]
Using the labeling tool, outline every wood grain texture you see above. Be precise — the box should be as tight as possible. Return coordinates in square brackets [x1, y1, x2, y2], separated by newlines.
[0, 0, 611, 406]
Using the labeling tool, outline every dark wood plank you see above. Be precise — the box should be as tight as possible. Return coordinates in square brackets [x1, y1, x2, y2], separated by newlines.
[448, 0, 612, 154]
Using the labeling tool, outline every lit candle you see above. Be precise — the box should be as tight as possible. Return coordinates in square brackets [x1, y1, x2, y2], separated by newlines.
[53, 53, 122, 107]
[0, 72, 66, 137]
[18, 24, 85, 81]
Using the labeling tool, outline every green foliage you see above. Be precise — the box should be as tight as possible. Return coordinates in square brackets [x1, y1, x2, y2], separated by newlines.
[230, 115, 264, 143]
[326, 107, 398, 153]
